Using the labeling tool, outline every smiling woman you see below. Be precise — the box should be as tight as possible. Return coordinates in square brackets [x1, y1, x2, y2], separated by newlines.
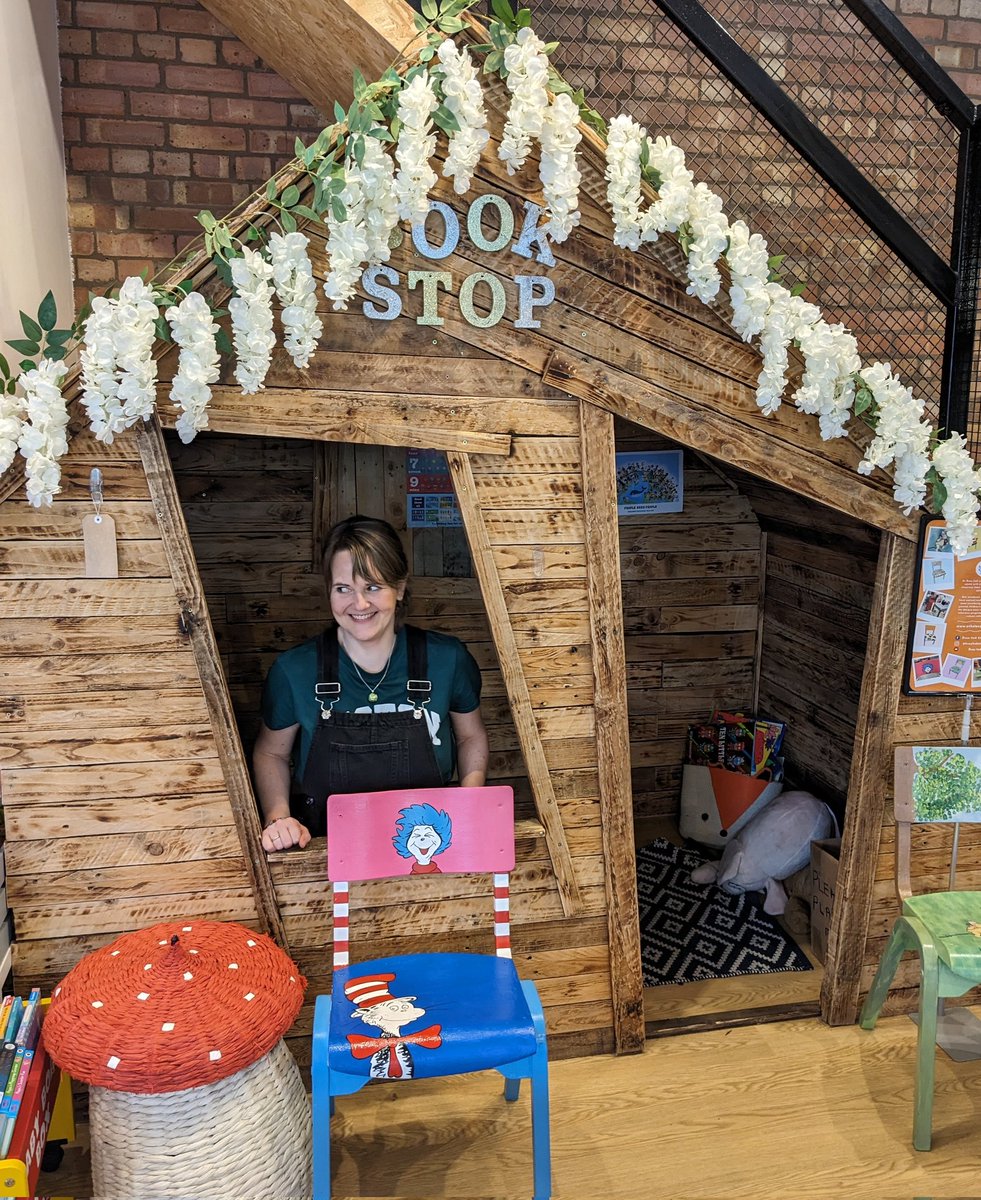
[252, 515, 489, 850]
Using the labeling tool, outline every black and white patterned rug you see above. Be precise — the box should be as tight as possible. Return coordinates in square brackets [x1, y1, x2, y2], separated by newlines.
[637, 838, 812, 987]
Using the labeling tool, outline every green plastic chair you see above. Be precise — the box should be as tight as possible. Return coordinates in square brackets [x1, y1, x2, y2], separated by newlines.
[859, 746, 981, 1150]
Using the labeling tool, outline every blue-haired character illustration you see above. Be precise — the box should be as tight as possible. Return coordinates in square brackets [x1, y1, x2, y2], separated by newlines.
[392, 803, 453, 874]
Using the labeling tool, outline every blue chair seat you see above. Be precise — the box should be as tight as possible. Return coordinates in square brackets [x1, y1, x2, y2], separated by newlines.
[329, 952, 538, 1080]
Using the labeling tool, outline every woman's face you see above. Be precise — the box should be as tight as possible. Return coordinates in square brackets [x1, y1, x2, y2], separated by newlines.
[329, 549, 406, 649]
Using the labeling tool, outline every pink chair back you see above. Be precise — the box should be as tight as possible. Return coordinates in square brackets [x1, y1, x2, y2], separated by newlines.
[327, 785, 515, 882]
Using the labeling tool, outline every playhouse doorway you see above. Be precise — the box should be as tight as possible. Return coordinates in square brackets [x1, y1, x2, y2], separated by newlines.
[613, 418, 878, 1033]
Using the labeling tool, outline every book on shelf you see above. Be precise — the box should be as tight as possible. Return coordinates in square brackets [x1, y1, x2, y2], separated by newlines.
[0, 1046, 25, 1120]
[0, 998, 22, 1045]
[0, 1044, 16, 1114]
[0, 1045, 35, 1158]
[14, 990, 40, 1049]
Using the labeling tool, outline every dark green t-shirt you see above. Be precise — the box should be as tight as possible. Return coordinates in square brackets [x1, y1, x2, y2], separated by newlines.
[260, 626, 482, 784]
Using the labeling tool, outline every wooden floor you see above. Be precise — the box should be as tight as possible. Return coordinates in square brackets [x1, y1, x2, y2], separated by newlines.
[44, 1009, 981, 1199]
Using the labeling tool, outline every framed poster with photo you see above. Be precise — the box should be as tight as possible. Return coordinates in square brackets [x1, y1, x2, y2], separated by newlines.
[615, 450, 684, 516]
[903, 516, 981, 695]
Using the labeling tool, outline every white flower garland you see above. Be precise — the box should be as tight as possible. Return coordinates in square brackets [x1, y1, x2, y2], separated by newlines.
[0, 392, 25, 475]
[17, 358, 69, 507]
[269, 231, 323, 369]
[539, 92, 582, 243]
[3, 21, 979, 546]
[436, 39, 490, 195]
[324, 129, 399, 311]
[499, 26, 550, 175]
[931, 432, 981, 556]
[228, 247, 276, 394]
[725, 220, 771, 342]
[166, 291, 221, 444]
[394, 72, 439, 225]
[80, 276, 159, 443]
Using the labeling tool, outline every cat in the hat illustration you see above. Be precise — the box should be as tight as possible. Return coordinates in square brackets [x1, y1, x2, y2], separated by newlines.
[344, 973, 442, 1079]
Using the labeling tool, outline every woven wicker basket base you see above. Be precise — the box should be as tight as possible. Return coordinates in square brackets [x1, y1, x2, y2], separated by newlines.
[90, 1038, 311, 1200]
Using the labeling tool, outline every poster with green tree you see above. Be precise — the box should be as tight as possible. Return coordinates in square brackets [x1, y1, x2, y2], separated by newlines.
[912, 746, 981, 821]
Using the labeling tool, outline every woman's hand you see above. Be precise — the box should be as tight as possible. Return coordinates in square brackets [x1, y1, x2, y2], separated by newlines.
[262, 815, 311, 852]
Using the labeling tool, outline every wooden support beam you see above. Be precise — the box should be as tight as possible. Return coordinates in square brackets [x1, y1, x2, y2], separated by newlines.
[135, 416, 289, 950]
[446, 451, 584, 918]
[820, 532, 914, 1024]
[159, 387, 512, 457]
[579, 401, 645, 1054]
[543, 347, 921, 542]
[197, 0, 420, 114]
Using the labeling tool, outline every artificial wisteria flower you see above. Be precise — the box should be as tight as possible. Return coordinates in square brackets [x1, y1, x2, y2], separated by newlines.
[794, 320, 861, 440]
[17, 358, 69, 507]
[647, 135, 695, 234]
[268, 231, 323, 369]
[604, 117, 694, 249]
[856, 362, 933, 514]
[360, 132, 400, 264]
[165, 290, 221, 444]
[931, 431, 981, 556]
[228, 247, 276, 394]
[539, 92, 582, 242]
[0, 391, 25, 475]
[436, 39, 490, 195]
[754, 288, 822, 416]
[499, 26, 550, 175]
[80, 276, 159, 442]
[324, 129, 399, 310]
[754, 283, 794, 415]
[684, 182, 729, 303]
[725, 219, 771, 342]
[394, 72, 439, 225]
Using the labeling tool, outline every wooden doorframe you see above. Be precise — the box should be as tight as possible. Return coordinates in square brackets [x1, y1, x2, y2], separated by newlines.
[821, 531, 914, 1024]
[579, 401, 646, 1053]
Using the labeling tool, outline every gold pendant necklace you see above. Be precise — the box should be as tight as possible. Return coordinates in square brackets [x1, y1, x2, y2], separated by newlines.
[349, 648, 395, 702]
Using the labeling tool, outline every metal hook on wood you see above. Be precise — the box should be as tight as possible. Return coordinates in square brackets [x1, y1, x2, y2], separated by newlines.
[89, 467, 104, 523]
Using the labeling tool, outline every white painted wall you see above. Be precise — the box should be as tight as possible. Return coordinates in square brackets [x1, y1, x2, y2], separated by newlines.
[0, 0, 74, 353]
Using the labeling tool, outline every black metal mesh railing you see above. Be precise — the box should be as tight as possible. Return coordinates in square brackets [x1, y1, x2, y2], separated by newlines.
[526, 0, 971, 436]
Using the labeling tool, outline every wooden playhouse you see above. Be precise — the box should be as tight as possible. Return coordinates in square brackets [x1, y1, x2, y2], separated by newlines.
[0, 0, 974, 1064]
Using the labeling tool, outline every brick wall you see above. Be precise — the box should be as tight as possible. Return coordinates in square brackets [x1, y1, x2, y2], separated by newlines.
[58, 0, 320, 309]
[888, 0, 981, 99]
[57, 0, 980, 410]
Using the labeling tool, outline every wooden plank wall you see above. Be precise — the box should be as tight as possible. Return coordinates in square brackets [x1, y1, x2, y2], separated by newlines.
[737, 475, 880, 810]
[0, 425, 259, 995]
[615, 426, 763, 819]
[164, 326, 618, 1059]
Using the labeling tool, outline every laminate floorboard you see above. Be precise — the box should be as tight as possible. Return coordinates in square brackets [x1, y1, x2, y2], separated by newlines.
[43, 1010, 981, 1199]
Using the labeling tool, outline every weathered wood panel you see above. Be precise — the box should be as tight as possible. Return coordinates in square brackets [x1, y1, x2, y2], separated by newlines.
[0, 427, 260, 999]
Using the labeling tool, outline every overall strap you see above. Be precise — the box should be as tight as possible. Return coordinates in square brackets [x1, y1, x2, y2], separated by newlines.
[405, 625, 432, 709]
[314, 628, 341, 717]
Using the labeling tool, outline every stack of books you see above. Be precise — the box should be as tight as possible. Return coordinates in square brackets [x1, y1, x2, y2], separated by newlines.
[0, 988, 41, 1158]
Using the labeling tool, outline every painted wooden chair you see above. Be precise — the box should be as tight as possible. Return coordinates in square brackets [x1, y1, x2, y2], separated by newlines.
[859, 745, 981, 1150]
[311, 784, 551, 1199]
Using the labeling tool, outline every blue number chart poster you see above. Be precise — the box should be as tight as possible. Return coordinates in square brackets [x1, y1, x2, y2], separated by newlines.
[406, 449, 462, 528]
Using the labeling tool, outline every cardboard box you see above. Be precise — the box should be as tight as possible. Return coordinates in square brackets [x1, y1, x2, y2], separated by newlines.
[810, 838, 841, 964]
